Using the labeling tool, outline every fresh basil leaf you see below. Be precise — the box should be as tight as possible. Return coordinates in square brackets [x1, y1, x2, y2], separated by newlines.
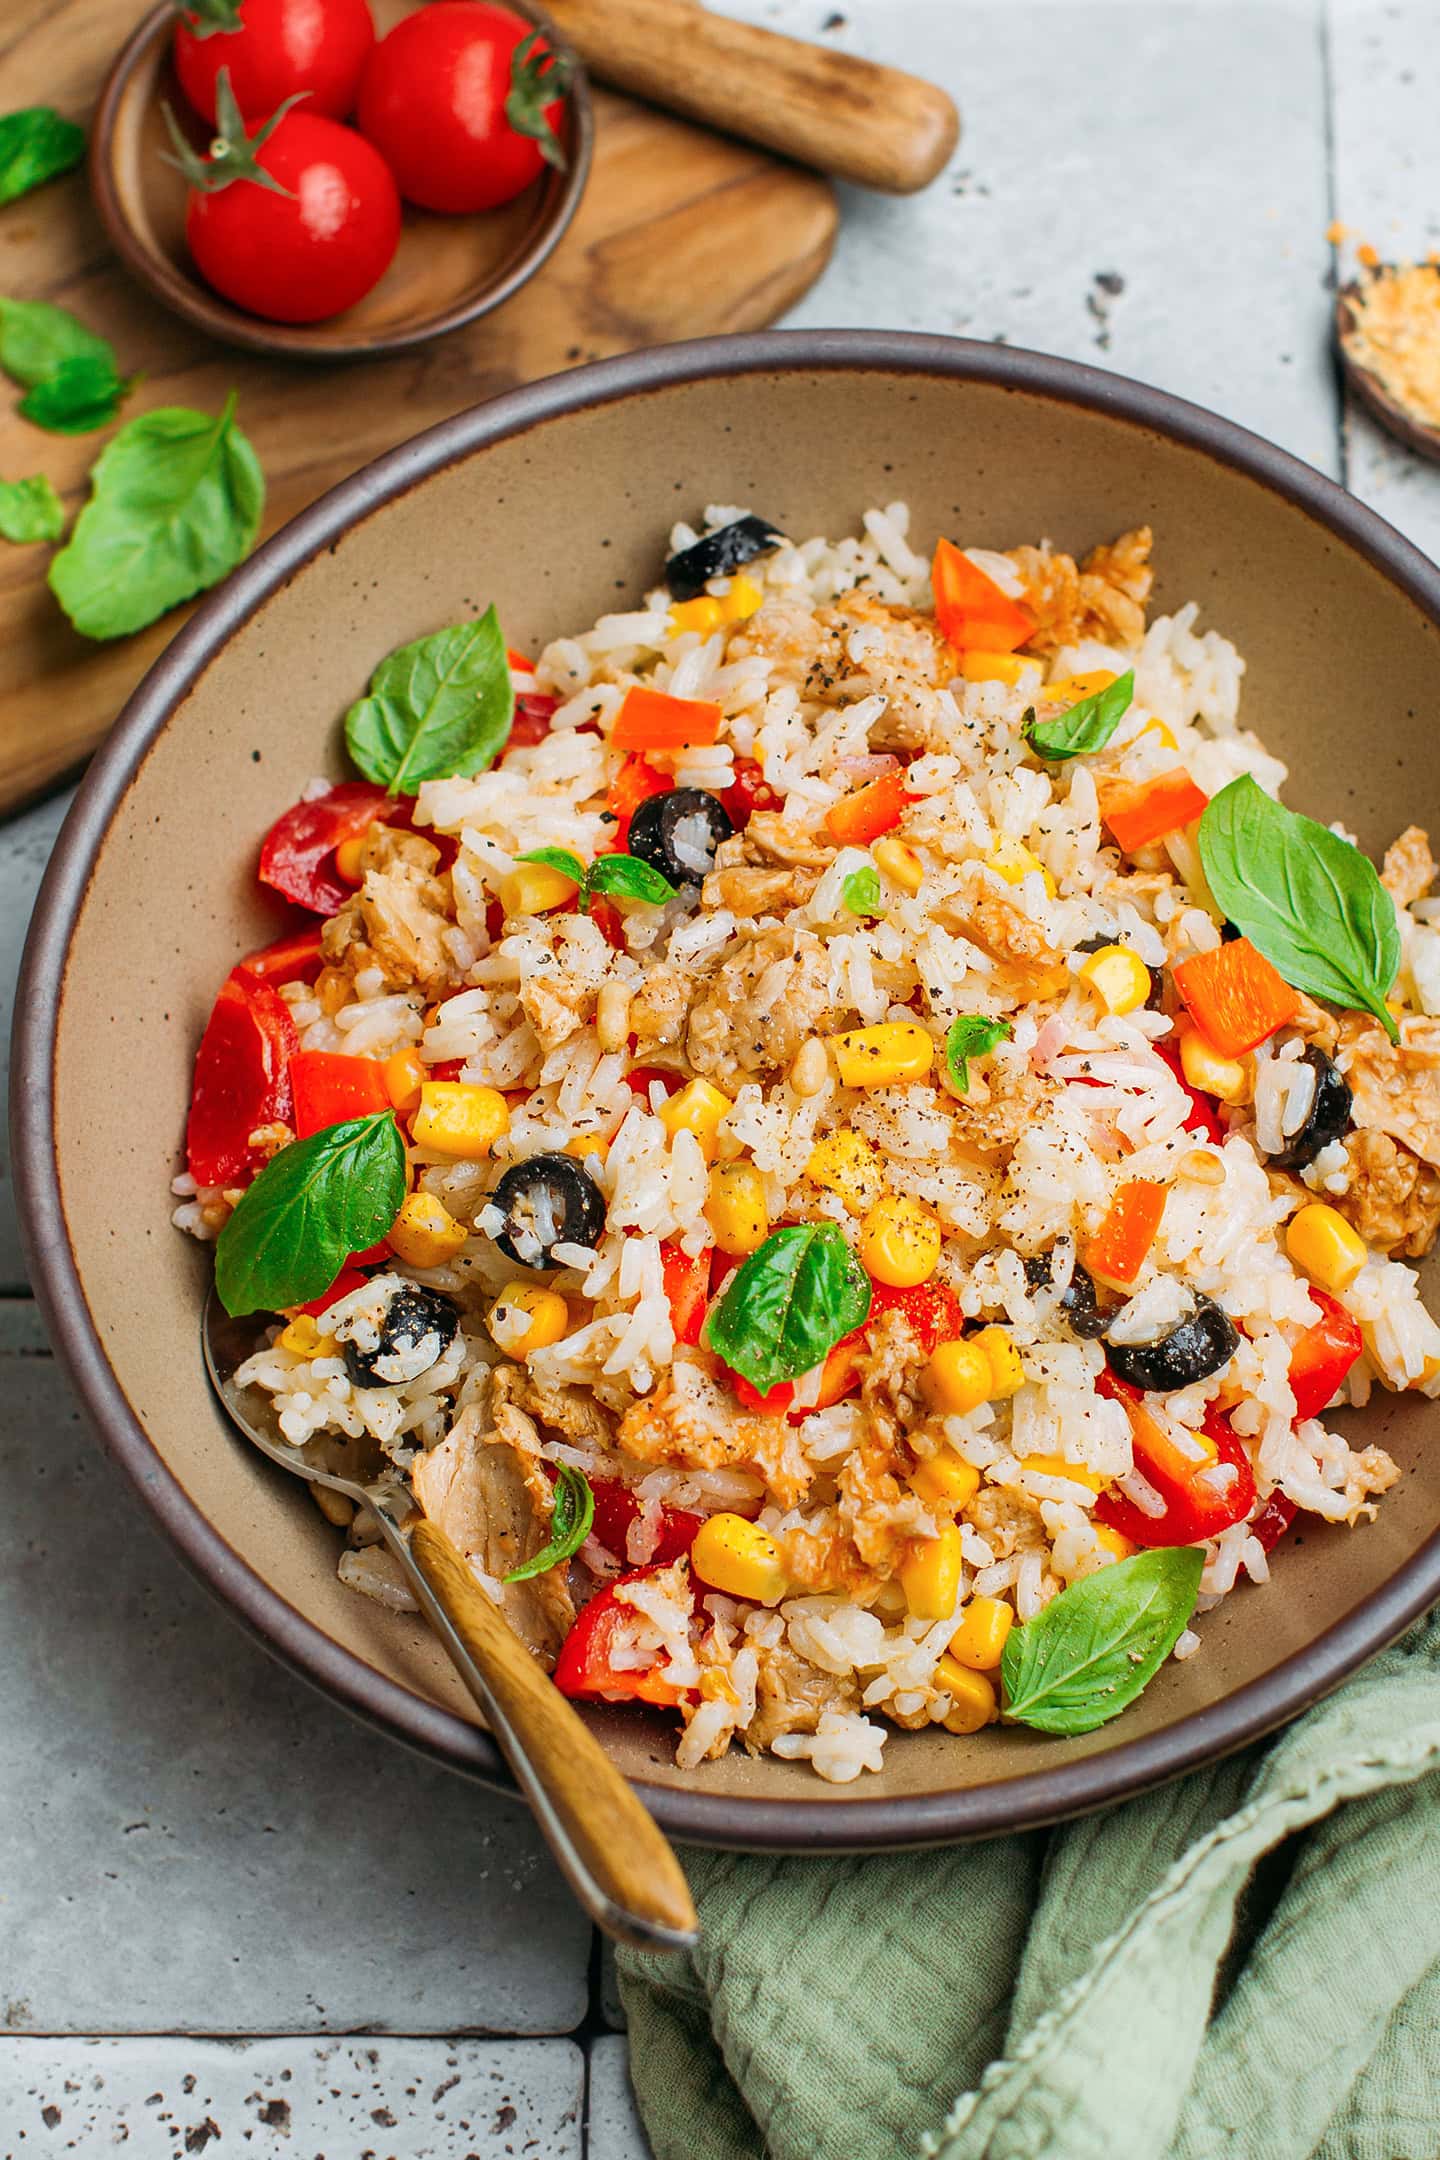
[0, 297, 116, 388]
[842, 866, 882, 918]
[519, 847, 587, 897]
[345, 605, 515, 797]
[0, 109, 86, 206]
[0, 474, 63, 544]
[504, 1464, 594, 1582]
[1198, 775, 1401, 1043]
[945, 1014, 1012, 1094]
[18, 352, 129, 434]
[48, 392, 263, 640]
[586, 853, 676, 906]
[1000, 1546, 1203, 1735]
[704, 1223, 872, 1396]
[214, 1112, 406, 1318]
[1025, 670, 1134, 761]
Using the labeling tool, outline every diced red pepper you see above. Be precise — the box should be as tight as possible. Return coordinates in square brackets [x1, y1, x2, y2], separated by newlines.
[236, 924, 326, 986]
[1153, 1040, 1227, 1144]
[506, 691, 560, 751]
[825, 766, 911, 848]
[932, 537, 1034, 653]
[604, 755, 672, 854]
[428, 1058, 466, 1083]
[866, 1279, 964, 1354]
[612, 685, 722, 754]
[257, 782, 394, 916]
[1248, 1492, 1298, 1553]
[290, 1050, 392, 1139]
[590, 897, 626, 950]
[553, 1568, 695, 1706]
[1172, 937, 1302, 1059]
[185, 972, 298, 1189]
[721, 757, 782, 829]
[1288, 1288, 1363, 1423]
[1095, 1373, 1257, 1547]
[1097, 767, 1209, 854]
[661, 1240, 713, 1348]
[292, 1264, 370, 1319]
[729, 1370, 796, 1415]
[1084, 1180, 1167, 1290]
[625, 1065, 683, 1099]
[587, 1479, 704, 1567]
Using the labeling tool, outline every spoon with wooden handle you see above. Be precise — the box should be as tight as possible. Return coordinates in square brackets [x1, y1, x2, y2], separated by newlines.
[204, 1291, 698, 1954]
[542, 0, 959, 194]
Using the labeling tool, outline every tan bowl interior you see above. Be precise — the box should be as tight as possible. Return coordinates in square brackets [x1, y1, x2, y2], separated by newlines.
[45, 359, 1440, 1835]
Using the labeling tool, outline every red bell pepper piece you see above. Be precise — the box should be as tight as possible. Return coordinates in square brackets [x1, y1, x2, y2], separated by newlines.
[506, 692, 560, 751]
[1084, 1181, 1168, 1290]
[932, 537, 1034, 653]
[290, 1050, 392, 1139]
[587, 1479, 704, 1567]
[1172, 937, 1302, 1058]
[661, 1240, 713, 1348]
[257, 782, 394, 916]
[1153, 1041, 1227, 1144]
[1288, 1288, 1363, 1423]
[729, 1369, 796, 1414]
[186, 972, 298, 1189]
[553, 1568, 695, 1706]
[721, 757, 782, 830]
[1097, 768, 1209, 854]
[604, 754, 673, 854]
[1095, 1373, 1256, 1547]
[625, 1065, 683, 1099]
[824, 766, 912, 848]
[292, 1264, 370, 1319]
[1248, 1492, 1298, 1553]
[612, 686, 722, 754]
[236, 924, 327, 986]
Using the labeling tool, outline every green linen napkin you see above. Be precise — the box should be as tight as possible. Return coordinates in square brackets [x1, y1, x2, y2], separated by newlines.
[619, 1608, 1440, 2160]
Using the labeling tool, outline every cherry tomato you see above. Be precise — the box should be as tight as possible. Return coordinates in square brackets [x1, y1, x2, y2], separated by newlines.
[720, 757, 781, 830]
[1094, 1373, 1256, 1548]
[186, 971, 298, 1188]
[604, 755, 672, 855]
[357, 2, 568, 215]
[506, 693, 560, 751]
[1287, 1288, 1364, 1423]
[174, 0, 375, 124]
[1248, 1492, 1298, 1553]
[586, 1480, 704, 1568]
[553, 1569, 694, 1706]
[258, 782, 393, 916]
[292, 1263, 370, 1319]
[660, 1241, 713, 1349]
[1153, 1040, 1227, 1145]
[866, 1279, 964, 1355]
[184, 107, 400, 325]
[235, 923, 326, 984]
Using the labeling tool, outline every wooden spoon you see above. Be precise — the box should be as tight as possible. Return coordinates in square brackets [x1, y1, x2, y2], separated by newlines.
[204, 1290, 698, 1954]
[1336, 276, 1440, 466]
[543, 0, 959, 194]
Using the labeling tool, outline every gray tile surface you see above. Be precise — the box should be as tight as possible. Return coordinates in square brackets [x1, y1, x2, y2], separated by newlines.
[587, 2037, 654, 2160]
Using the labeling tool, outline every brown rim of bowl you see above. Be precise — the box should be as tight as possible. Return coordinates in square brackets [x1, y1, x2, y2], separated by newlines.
[88, 0, 594, 362]
[16, 329, 1440, 1849]
[1336, 280, 1440, 468]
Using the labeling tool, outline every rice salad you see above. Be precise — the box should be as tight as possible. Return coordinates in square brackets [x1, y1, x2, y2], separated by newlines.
[178, 505, 1440, 1784]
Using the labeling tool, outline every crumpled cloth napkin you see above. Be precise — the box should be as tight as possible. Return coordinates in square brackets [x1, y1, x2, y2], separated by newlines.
[619, 1610, 1440, 2160]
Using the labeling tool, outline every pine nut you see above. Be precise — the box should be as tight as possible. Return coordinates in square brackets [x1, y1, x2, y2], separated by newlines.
[596, 980, 632, 1053]
[790, 1038, 829, 1096]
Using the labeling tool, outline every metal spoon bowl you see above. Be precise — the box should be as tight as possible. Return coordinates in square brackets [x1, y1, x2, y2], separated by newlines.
[204, 1291, 698, 1954]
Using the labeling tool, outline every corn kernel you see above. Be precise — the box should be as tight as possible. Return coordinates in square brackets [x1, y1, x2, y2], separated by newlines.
[668, 595, 725, 636]
[563, 1131, 610, 1165]
[873, 834, 925, 893]
[691, 1514, 788, 1606]
[719, 572, 764, 622]
[498, 861, 580, 916]
[935, 1656, 998, 1733]
[1021, 1453, 1104, 1494]
[948, 1596, 1014, 1671]
[658, 1077, 734, 1158]
[411, 1080, 510, 1159]
[706, 1161, 769, 1256]
[1178, 1024, 1251, 1105]
[805, 1129, 885, 1214]
[1093, 1523, 1135, 1562]
[382, 1048, 426, 1113]
[899, 1520, 964, 1619]
[1079, 944, 1151, 1016]
[859, 1195, 942, 1288]
[972, 1325, 1025, 1399]
[334, 833, 368, 885]
[1137, 716, 1179, 752]
[961, 650, 1029, 685]
[829, 1021, 934, 1090]
[1285, 1203, 1368, 1295]
[488, 1282, 571, 1357]
[1041, 668, 1118, 706]
[279, 1314, 338, 1360]
[985, 836, 1057, 898]
[909, 1453, 981, 1512]
[923, 1338, 994, 1416]
[388, 1190, 469, 1268]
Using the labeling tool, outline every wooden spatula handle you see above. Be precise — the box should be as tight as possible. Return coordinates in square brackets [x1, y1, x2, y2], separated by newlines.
[543, 0, 959, 194]
[406, 1519, 698, 1952]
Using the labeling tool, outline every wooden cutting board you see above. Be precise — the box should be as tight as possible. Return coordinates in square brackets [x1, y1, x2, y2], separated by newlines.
[0, 0, 838, 818]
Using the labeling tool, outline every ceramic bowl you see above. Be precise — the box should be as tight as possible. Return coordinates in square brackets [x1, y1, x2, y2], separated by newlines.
[16, 332, 1440, 1848]
[89, 0, 592, 362]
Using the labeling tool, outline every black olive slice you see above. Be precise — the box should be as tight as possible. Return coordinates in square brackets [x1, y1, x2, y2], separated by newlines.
[491, 1152, 606, 1269]
[339, 1281, 460, 1390]
[1024, 1250, 1110, 1339]
[1268, 1047, 1353, 1170]
[1106, 1295, 1239, 1393]
[629, 788, 735, 886]
[664, 516, 786, 602]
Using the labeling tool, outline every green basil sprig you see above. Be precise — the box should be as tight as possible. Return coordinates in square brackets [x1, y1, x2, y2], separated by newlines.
[586, 853, 676, 906]
[704, 1223, 871, 1397]
[1198, 775, 1401, 1043]
[214, 1112, 407, 1318]
[49, 393, 263, 639]
[0, 108, 86, 206]
[346, 605, 515, 797]
[842, 866, 883, 918]
[0, 297, 130, 435]
[504, 1463, 594, 1582]
[1025, 670, 1134, 762]
[0, 474, 63, 545]
[945, 1014, 1012, 1094]
[1000, 1546, 1202, 1735]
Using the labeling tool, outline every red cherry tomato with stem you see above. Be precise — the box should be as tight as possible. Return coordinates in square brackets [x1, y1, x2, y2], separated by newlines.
[174, 0, 375, 124]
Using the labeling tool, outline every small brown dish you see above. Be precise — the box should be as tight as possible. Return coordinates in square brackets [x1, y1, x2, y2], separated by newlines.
[1336, 275, 1440, 468]
[89, 0, 593, 362]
